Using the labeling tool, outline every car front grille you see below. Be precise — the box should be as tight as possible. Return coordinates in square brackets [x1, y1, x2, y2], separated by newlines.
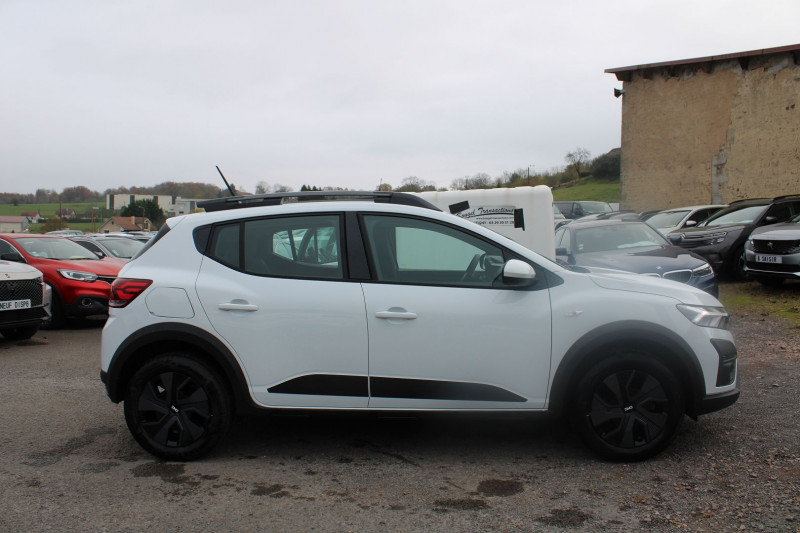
[679, 232, 727, 248]
[0, 279, 43, 306]
[746, 262, 800, 273]
[662, 269, 693, 283]
[751, 239, 800, 254]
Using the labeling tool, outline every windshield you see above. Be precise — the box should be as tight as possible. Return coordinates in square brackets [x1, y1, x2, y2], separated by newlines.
[15, 237, 99, 260]
[97, 238, 145, 258]
[581, 202, 614, 215]
[574, 223, 667, 253]
[701, 205, 767, 227]
[646, 210, 690, 228]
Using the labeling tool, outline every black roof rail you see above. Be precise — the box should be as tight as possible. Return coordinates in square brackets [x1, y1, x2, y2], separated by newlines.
[197, 191, 441, 213]
[773, 194, 800, 201]
[728, 197, 771, 205]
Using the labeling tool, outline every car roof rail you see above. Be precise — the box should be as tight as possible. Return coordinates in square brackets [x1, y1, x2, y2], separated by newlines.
[773, 194, 800, 201]
[197, 191, 442, 213]
[728, 197, 771, 205]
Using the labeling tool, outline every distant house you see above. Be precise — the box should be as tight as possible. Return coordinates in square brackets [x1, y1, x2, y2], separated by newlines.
[56, 208, 76, 219]
[20, 211, 42, 223]
[97, 216, 154, 233]
[0, 216, 30, 233]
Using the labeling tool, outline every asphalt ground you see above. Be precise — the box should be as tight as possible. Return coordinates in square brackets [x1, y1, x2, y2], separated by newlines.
[0, 314, 798, 532]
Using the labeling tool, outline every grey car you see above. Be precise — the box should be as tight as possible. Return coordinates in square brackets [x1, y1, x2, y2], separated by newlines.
[744, 212, 800, 285]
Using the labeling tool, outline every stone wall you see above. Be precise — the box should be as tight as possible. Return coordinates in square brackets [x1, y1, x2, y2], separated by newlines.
[619, 51, 800, 211]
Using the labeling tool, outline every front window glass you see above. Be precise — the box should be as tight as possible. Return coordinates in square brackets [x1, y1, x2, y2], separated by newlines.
[14, 237, 98, 260]
[580, 202, 614, 215]
[702, 205, 767, 227]
[574, 223, 666, 253]
[362, 215, 505, 287]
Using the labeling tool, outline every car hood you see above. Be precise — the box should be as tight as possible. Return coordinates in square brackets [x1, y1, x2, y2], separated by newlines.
[0, 260, 43, 280]
[749, 223, 800, 240]
[680, 223, 747, 235]
[574, 246, 706, 274]
[583, 268, 721, 306]
[25, 257, 122, 276]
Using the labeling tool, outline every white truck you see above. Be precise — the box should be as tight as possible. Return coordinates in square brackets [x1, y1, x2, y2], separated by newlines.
[413, 185, 556, 259]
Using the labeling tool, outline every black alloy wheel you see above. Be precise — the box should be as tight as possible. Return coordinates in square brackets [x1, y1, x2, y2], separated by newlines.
[573, 355, 685, 461]
[124, 354, 232, 461]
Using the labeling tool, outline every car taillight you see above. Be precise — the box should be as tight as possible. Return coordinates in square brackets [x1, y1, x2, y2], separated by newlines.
[110, 278, 152, 308]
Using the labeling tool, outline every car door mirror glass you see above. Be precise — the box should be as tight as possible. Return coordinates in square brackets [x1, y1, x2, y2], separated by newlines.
[503, 259, 536, 287]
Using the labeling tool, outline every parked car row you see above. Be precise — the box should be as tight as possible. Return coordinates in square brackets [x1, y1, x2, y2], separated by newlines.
[0, 231, 153, 330]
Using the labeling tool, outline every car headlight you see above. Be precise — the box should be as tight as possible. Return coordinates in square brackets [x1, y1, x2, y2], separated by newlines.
[677, 304, 730, 329]
[57, 269, 99, 282]
[692, 263, 714, 278]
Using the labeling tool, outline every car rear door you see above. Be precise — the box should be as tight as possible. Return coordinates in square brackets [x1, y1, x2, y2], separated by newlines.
[195, 214, 369, 408]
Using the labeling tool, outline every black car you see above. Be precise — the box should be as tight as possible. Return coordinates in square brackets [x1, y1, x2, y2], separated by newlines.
[554, 219, 718, 296]
[671, 195, 800, 279]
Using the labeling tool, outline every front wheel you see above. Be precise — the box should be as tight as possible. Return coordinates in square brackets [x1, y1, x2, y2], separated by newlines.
[124, 354, 232, 461]
[572, 355, 685, 462]
[0, 325, 39, 340]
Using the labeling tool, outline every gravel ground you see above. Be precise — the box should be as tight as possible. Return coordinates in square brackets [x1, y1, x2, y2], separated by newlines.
[0, 309, 798, 532]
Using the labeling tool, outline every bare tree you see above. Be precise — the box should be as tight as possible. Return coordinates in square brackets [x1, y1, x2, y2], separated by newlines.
[565, 147, 591, 179]
[254, 181, 269, 194]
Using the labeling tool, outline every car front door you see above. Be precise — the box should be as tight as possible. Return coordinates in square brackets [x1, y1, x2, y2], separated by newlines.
[359, 214, 552, 410]
[195, 214, 369, 408]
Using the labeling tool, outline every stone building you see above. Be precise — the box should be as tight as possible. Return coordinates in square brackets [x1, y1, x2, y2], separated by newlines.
[606, 44, 800, 211]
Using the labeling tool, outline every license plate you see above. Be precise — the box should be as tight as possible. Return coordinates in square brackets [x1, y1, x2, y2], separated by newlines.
[0, 299, 31, 310]
[755, 254, 782, 264]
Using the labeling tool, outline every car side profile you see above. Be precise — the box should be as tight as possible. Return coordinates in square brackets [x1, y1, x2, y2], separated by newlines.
[101, 192, 739, 462]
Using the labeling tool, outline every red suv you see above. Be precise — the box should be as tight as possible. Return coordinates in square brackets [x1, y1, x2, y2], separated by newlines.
[0, 234, 123, 328]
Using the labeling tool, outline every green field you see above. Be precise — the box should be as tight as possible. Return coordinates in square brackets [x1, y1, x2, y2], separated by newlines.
[551, 180, 619, 203]
[718, 280, 800, 326]
[0, 202, 105, 217]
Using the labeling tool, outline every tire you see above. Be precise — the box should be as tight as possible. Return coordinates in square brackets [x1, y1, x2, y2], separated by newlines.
[41, 291, 66, 330]
[123, 354, 232, 461]
[0, 325, 39, 340]
[572, 355, 685, 462]
[729, 245, 749, 281]
[756, 277, 785, 287]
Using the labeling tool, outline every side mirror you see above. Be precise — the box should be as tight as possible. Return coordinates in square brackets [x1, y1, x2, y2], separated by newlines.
[764, 216, 779, 225]
[0, 252, 24, 263]
[684, 220, 697, 228]
[93, 251, 106, 259]
[503, 259, 536, 287]
[555, 247, 569, 256]
[668, 234, 682, 245]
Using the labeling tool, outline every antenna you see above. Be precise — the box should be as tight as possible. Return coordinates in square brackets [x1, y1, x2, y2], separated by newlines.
[216, 166, 237, 197]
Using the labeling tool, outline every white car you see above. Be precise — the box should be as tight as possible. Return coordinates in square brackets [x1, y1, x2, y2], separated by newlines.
[0, 259, 49, 340]
[100, 192, 740, 462]
[645, 205, 727, 235]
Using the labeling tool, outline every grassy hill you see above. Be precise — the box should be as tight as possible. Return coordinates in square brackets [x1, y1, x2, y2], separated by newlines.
[551, 180, 619, 203]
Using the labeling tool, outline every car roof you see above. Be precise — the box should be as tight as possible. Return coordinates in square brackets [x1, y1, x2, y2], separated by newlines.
[198, 191, 441, 213]
[560, 219, 649, 229]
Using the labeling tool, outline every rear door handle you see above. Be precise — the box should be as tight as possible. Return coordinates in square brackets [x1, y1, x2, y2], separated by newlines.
[375, 310, 418, 320]
[219, 302, 259, 312]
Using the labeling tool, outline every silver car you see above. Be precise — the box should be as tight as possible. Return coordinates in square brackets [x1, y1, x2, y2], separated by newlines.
[744, 212, 800, 285]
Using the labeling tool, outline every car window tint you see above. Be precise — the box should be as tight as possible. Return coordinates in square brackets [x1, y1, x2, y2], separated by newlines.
[362, 215, 505, 287]
[211, 223, 241, 268]
[0, 239, 16, 256]
[242, 215, 343, 280]
[765, 202, 793, 222]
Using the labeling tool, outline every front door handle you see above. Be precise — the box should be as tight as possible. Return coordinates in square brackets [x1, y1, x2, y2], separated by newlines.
[375, 309, 418, 320]
[219, 302, 259, 312]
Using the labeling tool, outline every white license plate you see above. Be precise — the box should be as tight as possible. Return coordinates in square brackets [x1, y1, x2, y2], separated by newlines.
[0, 299, 31, 310]
[755, 254, 782, 264]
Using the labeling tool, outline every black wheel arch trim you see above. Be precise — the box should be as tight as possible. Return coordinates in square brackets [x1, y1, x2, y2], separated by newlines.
[104, 322, 253, 412]
[548, 320, 707, 418]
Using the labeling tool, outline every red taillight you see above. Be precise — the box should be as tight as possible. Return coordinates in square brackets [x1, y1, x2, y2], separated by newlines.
[110, 278, 153, 308]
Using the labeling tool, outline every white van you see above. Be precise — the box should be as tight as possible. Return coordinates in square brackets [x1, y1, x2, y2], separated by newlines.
[412, 185, 556, 259]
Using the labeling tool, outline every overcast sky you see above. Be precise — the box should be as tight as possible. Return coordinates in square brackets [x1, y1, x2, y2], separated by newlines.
[2, 1, 799, 195]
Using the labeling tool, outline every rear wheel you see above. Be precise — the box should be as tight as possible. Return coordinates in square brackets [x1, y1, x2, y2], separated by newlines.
[572, 354, 685, 462]
[124, 353, 232, 461]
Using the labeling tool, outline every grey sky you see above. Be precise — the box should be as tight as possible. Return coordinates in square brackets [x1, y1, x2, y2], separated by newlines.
[2, 0, 799, 195]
